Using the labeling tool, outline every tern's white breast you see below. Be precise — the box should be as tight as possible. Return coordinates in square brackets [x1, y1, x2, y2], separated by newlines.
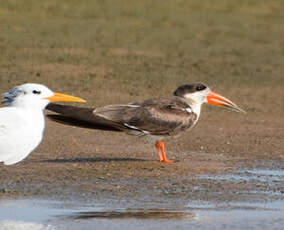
[0, 107, 45, 165]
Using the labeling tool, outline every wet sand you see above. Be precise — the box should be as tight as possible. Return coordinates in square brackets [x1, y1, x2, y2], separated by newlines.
[0, 100, 283, 230]
[0, 112, 283, 204]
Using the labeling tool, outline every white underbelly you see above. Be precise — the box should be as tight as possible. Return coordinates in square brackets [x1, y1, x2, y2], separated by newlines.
[0, 109, 45, 165]
[0, 128, 43, 165]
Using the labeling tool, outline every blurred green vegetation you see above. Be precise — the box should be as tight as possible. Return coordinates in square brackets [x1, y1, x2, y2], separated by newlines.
[0, 0, 283, 114]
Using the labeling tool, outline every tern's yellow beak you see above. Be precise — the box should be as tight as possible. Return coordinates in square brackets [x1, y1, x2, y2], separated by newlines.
[46, 92, 86, 103]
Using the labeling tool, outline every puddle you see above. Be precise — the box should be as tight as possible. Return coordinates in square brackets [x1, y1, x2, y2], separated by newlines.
[1, 168, 283, 229]
[0, 198, 284, 230]
[193, 200, 284, 230]
[198, 169, 284, 200]
[0, 199, 196, 230]
[246, 169, 284, 177]
[199, 168, 284, 183]
[188, 199, 284, 211]
[198, 168, 284, 197]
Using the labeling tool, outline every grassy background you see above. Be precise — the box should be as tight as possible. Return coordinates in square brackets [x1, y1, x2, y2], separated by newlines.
[0, 0, 283, 115]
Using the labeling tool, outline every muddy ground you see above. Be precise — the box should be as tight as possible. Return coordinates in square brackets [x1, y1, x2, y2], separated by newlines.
[0, 111, 283, 205]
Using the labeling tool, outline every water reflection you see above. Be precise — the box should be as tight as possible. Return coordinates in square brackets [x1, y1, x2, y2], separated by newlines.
[66, 210, 195, 220]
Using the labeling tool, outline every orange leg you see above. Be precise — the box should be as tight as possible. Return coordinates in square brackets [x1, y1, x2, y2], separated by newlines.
[159, 140, 173, 163]
[155, 141, 163, 162]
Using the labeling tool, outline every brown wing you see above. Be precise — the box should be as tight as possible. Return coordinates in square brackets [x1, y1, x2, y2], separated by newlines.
[46, 97, 198, 136]
[47, 114, 121, 131]
[46, 103, 123, 131]
[93, 97, 197, 136]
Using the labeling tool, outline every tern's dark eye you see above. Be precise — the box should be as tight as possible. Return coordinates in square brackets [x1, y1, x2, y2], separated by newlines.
[32, 90, 41, 95]
[196, 84, 206, 91]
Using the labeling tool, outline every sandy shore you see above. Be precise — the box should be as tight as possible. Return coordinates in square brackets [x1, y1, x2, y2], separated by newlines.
[0, 111, 283, 205]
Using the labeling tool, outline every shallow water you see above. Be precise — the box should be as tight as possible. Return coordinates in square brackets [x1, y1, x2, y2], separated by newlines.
[198, 168, 284, 198]
[1, 168, 283, 230]
[199, 168, 284, 183]
[0, 199, 284, 230]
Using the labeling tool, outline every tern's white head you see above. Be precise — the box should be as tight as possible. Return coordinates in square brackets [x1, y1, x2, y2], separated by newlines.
[174, 83, 245, 113]
[2, 83, 86, 110]
[0, 83, 85, 166]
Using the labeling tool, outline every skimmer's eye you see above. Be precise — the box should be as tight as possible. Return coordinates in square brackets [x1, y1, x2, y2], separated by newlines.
[196, 84, 206, 91]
